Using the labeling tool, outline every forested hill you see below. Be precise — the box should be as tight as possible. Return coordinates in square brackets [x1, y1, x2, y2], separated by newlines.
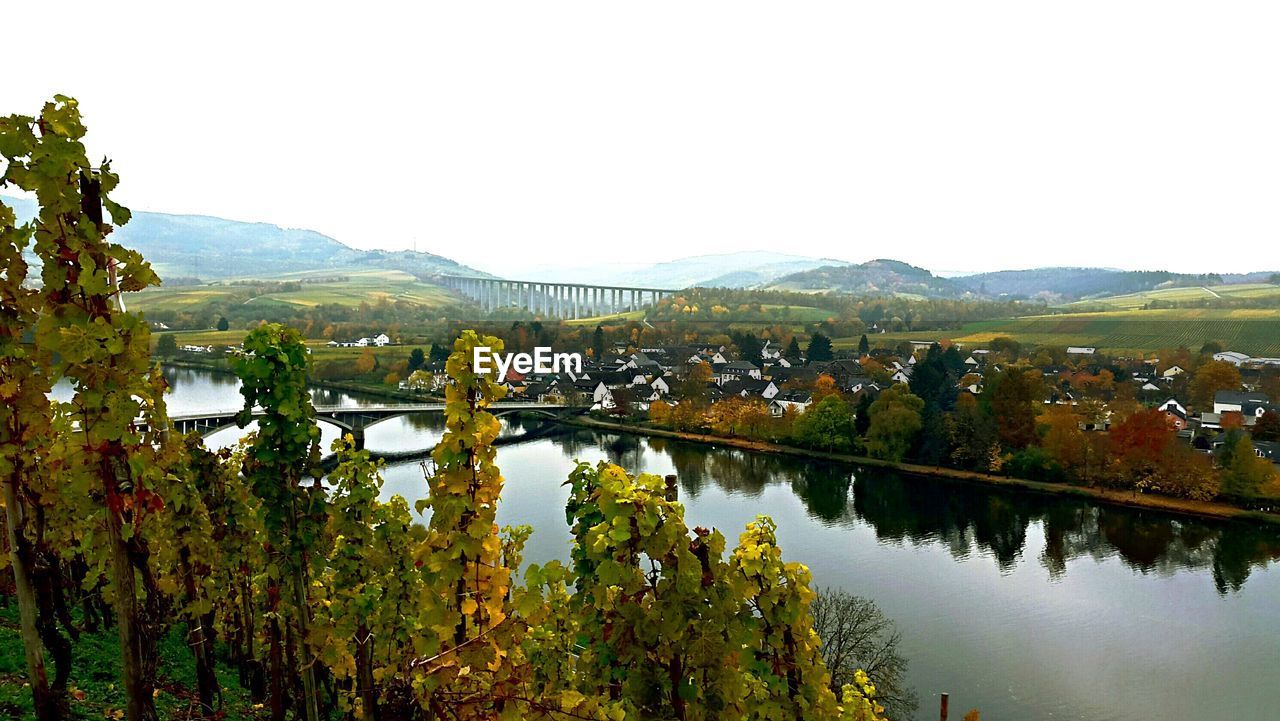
[3, 195, 487, 282]
[768, 259, 965, 298]
[768, 261, 1239, 302]
[952, 267, 1223, 301]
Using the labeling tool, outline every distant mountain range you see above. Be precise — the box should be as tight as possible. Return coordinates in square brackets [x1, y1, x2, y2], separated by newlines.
[3, 195, 487, 282]
[6, 195, 1276, 302]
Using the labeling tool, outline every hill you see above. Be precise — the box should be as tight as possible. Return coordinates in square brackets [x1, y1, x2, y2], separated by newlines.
[1065, 282, 1280, 310]
[952, 267, 1222, 302]
[835, 308, 1280, 357]
[3, 195, 486, 283]
[768, 259, 965, 298]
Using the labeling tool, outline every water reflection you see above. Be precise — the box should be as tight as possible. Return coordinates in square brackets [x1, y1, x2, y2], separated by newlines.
[550, 431, 1280, 595]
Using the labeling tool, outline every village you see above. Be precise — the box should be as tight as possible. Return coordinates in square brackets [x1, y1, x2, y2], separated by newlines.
[391, 332, 1280, 473]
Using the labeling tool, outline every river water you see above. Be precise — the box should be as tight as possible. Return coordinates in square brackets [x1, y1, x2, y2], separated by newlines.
[84, 367, 1280, 720]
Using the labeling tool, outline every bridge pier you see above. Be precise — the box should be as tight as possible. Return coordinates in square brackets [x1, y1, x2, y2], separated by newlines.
[440, 275, 677, 320]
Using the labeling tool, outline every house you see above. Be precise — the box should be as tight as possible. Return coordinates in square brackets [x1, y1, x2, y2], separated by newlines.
[761, 340, 781, 360]
[720, 379, 780, 400]
[843, 376, 878, 396]
[1162, 365, 1186, 378]
[1067, 347, 1097, 356]
[591, 382, 615, 410]
[1162, 405, 1188, 430]
[1214, 351, 1251, 366]
[717, 361, 761, 384]
[890, 369, 911, 384]
[373, 333, 392, 347]
[1214, 391, 1272, 416]
[769, 391, 812, 417]
[1254, 440, 1280, 466]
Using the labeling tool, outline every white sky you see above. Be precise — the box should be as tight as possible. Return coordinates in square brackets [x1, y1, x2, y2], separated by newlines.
[3, 2, 1278, 276]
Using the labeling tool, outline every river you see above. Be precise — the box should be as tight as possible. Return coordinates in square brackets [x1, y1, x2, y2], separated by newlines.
[85, 367, 1280, 720]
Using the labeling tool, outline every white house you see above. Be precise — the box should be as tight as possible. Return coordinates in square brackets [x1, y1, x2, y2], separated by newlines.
[1213, 391, 1271, 416]
[1067, 347, 1097, 355]
[718, 361, 761, 383]
[373, 333, 392, 347]
[769, 391, 812, 417]
[1162, 365, 1185, 378]
[1213, 351, 1251, 366]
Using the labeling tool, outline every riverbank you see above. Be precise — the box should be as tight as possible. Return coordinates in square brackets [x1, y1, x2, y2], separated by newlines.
[161, 358, 437, 403]
[565, 416, 1280, 527]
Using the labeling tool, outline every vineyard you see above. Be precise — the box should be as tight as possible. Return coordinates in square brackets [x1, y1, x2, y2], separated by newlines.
[838, 308, 1280, 356]
[1065, 283, 1280, 311]
[1, 98, 891, 721]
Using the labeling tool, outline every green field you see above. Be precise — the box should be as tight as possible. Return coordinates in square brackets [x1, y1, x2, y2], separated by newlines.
[132, 269, 456, 313]
[1066, 283, 1280, 310]
[836, 308, 1280, 356]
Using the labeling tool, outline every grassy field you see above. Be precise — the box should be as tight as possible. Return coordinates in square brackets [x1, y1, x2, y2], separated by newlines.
[564, 310, 647, 326]
[132, 269, 457, 313]
[1065, 283, 1280, 310]
[836, 308, 1280, 356]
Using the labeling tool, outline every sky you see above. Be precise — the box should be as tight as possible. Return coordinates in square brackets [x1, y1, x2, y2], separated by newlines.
[2, 2, 1278, 276]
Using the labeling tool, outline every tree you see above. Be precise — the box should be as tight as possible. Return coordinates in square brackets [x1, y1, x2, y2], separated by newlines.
[1221, 438, 1277, 498]
[15, 96, 168, 721]
[946, 394, 998, 472]
[354, 348, 377, 374]
[1188, 359, 1242, 410]
[675, 361, 714, 405]
[854, 393, 873, 437]
[986, 367, 1043, 450]
[592, 324, 605, 360]
[865, 385, 924, 461]
[234, 324, 324, 721]
[793, 395, 856, 453]
[988, 336, 1021, 360]
[1107, 408, 1175, 492]
[1199, 340, 1224, 356]
[812, 588, 917, 718]
[413, 331, 530, 716]
[156, 333, 178, 356]
[408, 346, 426, 371]
[858, 334, 870, 355]
[787, 336, 803, 359]
[216, 315, 230, 331]
[808, 332, 834, 362]
[1254, 410, 1280, 442]
[735, 331, 764, 363]
[1, 153, 68, 719]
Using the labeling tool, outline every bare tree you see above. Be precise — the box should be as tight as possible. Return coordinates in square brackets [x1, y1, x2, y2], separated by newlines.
[812, 588, 918, 717]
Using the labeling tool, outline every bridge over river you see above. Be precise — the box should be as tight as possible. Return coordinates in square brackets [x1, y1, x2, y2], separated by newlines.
[163, 402, 586, 448]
